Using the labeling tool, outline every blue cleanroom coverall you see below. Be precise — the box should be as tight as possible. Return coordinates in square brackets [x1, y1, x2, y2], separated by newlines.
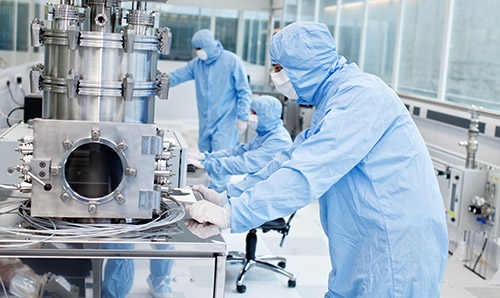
[203, 95, 292, 191]
[226, 22, 449, 297]
[169, 29, 252, 153]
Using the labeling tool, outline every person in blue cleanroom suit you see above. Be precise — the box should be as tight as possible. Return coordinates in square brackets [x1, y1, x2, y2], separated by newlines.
[201, 95, 292, 191]
[169, 29, 252, 153]
[185, 22, 449, 297]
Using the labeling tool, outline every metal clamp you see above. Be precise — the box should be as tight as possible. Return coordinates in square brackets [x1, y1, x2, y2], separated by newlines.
[67, 21, 80, 50]
[30, 64, 44, 94]
[67, 69, 79, 99]
[31, 19, 45, 47]
[123, 25, 136, 53]
[157, 27, 172, 55]
[156, 72, 170, 100]
[122, 73, 135, 101]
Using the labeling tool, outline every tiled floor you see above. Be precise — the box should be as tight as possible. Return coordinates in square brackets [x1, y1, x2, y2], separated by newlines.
[139, 120, 500, 298]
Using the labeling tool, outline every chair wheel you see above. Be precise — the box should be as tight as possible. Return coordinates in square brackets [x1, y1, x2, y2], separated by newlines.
[277, 261, 286, 269]
[288, 279, 296, 288]
[237, 284, 247, 293]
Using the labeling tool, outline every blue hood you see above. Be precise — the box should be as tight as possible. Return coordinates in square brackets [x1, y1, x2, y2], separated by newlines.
[251, 95, 283, 135]
[191, 29, 223, 65]
[269, 22, 346, 105]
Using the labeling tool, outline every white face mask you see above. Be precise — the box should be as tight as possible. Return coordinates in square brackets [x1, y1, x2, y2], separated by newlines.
[248, 114, 258, 130]
[196, 49, 208, 60]
[270, 69, 298, 100]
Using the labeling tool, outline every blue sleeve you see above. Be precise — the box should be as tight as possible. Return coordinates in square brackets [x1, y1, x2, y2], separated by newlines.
[232, 58, 252, 121]
[226, 129, 308, 197]
[228, 96, 390, 233]
[169, 60, 196, 87]
[206, 143, 248, 159]
[205, 136, 291, 177]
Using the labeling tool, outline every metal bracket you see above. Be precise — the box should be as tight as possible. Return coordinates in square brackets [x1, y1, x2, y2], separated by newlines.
[141, 135, 163, 155]
[122, 73, 134, 101]
[30, 159, 51, 180]
[157, 27, 172, 55]
[67, 69, 79, 99]
[67, 21, 80, 50]
[31, 19, 45, 47]
[30, 64, 44, 94]
[139, 190, 161, 211]
[156, 72, 170, 100]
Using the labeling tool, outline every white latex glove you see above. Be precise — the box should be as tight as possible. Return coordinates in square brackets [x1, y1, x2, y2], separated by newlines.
[187, 158, 204, 169]
[184, 219, 221, 239]
[192, 185, 223, 206]
[188, 151, 205, 161]
[186, 200, 230, 230]
[237, 119, 248, 135]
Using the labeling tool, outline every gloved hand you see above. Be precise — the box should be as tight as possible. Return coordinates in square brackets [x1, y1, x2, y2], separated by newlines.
[192, 185, 224, 206]
[187, 158, 204, 169]
[184, 219, 221, 239]
[188, 151, 205, 161]
[186, 200, 230, 230]
[237, 119, 248, 135]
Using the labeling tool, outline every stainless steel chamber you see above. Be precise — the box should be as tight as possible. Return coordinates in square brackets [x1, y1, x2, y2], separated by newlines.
[17, 0, 181, 219]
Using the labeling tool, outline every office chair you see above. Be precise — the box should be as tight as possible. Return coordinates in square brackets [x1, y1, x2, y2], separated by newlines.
[227, 212, 297, 293]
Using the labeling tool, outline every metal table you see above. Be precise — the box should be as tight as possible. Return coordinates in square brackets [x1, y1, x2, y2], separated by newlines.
[0, 206, 226, 298]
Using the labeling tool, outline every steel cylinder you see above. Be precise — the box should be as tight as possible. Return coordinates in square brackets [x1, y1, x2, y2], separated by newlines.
[39, 3, 162, 124]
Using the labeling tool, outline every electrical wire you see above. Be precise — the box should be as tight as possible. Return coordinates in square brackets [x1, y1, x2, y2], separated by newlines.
[0, 184, 17, 190]
[0, 276, 8, 298]
[6, 83, 23, 106]
[18, 85, 26, 98]
[0, 194, 185, 248]
[6, 107, 23, 127]
[472, 237, 488, 272]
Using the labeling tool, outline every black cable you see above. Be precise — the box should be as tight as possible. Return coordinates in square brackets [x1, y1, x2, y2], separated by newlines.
[472, 237, 488, 271]
[6, 106, 24, 127]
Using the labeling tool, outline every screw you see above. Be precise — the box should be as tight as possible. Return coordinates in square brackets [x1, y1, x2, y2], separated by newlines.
[126, 168, 137, 177]
[116, 140, 128, 152]
[116, 194, 125, 204]
[91, 129, 100, 141]
[62, 139, 73, 150]
[39, 171, 46, 177]
[39, 161, 46, 168]
[61, 193, 70, 201]
[88, 204, 97, 213]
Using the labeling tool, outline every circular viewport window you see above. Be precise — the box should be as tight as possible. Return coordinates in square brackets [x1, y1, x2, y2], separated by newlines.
[64, 142, 123, 199]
